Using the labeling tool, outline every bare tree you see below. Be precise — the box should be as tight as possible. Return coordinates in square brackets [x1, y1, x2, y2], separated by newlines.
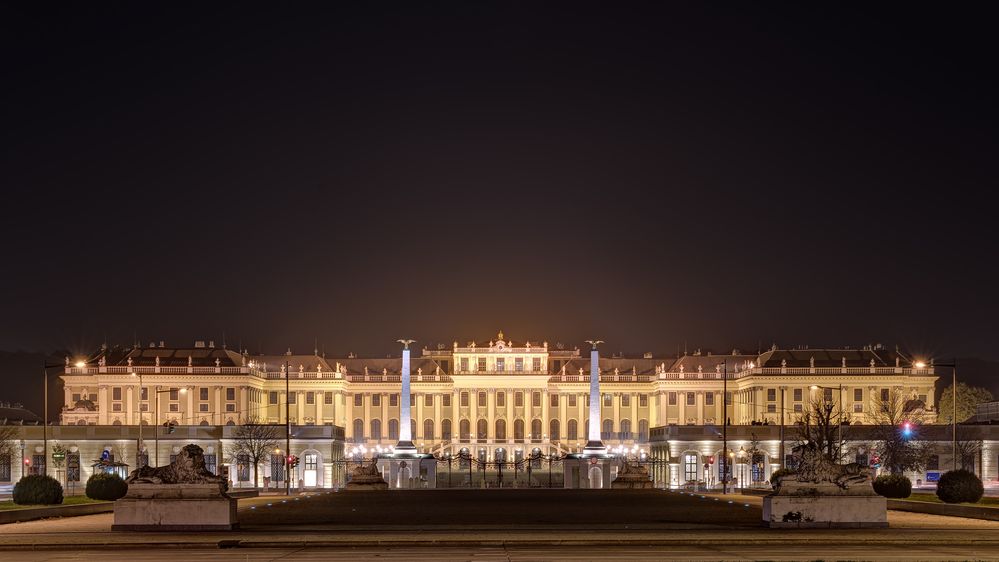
[957, 438, 983, 472]
[225, 418, 280, 488]
[870, 388, 931, 475]
[795, 396, 849, 462]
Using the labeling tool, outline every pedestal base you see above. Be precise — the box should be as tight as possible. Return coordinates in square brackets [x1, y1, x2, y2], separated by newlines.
[376, 454, 437, 489]
[113, 497, 237, 531]
[763, 494, 888, 528]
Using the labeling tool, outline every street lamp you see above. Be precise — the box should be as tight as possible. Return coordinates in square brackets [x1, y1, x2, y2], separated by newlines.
[130, 371, 145, 465]
[811, 384, 844, 460]
[154, 387, 186, 466]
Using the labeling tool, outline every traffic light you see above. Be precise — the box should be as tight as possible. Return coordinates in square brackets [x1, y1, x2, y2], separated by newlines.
[23, 457, 31, 466]
[286, 455, 299, 469]
[901, 421, 913, 438]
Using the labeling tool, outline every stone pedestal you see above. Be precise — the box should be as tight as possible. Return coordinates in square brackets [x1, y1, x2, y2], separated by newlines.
[563, 455, 616, 489]
[112, 484, 237, 531]
[763, 480, 887, 528]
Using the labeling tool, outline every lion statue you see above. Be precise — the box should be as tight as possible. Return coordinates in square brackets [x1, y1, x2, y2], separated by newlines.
[775, 442, 872, 491]
[126, 444, 225, 485]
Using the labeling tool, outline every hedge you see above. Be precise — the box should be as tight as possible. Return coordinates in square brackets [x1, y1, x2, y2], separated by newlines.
[12, 474, 64, 505]
[86, 472, 129, 501]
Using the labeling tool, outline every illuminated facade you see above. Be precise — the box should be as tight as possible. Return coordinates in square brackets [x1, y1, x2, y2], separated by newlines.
[59, 333, 939, 466]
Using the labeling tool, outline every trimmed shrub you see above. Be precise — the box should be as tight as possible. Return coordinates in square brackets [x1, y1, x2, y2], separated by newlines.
[936, 469, 984, 504]
[12, 474, 64, 505]
[86, 472, 129, 501]
[873, 473, 912, 498]
[770, 468, 797, 489]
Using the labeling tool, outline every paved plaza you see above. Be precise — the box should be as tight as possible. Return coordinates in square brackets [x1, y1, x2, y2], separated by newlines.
[1, 489, 999, 559]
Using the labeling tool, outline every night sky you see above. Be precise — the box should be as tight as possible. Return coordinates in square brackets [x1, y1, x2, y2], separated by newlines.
[2, 4, 997, 374]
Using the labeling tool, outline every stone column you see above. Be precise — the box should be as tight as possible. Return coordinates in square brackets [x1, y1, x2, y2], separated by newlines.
[316, 391, 324, 424]
[434, 393, 442, 442]
[584, 343, 605, 454]
[559, 393, 568, 442]
[486, 389, 495, 441]
[126, 387, 134, 425]
[506, 391, 514, 443]
[396, 342, 416, 452]
[416, 392, 425, 442]
[678, 391, 686, 425]
[187, 387, 195, 422]
[612, 392, 621, 432]
[345, 393, 354, 440]
[696, 391, 704, 424]
[98, 386, 109, 424]
[381, 393, 389, 439]
[542, 389, 549, 441]
[631, 393, 638, 436]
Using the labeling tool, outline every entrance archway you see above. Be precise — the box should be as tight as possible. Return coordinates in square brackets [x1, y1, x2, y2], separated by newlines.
[301, 449, 323, 488]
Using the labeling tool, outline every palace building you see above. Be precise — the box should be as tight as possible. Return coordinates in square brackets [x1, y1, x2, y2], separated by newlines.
[59, 332, 939, 466]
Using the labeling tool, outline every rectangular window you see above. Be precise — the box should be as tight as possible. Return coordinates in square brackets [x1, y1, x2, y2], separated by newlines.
[72, 393, 81, 403]
[225, 403, 235, 412]
[705, 393, 714, 406]
[236, 454, 250, 482]
[460, 392, 469, 407]
[725, 392, 732, 406]
[460, 357, 468, 371]
[306, 392, 315, 405]
[67, 452, 80, 482]
[204, 454, 217, 475]
[515, 357, 524, 372]
[424, 394, 433, 407]
[532, 358, 541, 371]
[496, 392, 505, 407]
[533, 392, 542, 407]
[794, 403, 803, 412]
[683, 453, 698, 483]
[226, 387, 235, 401]
[515, 392, 524, 407]
[621, 395, 630, 407]
[200, 387, 209, 401]
[170, 388, 179, 401]
[477, 391, 486, 406]
[496, 358, 505, 372]
[767, 404, 777, 413]
[668, 392, 677, 406]
[793, 388, 803, 401]
[288, 393, 296, 404]
[89, 393, 97, 401]
[269, 391, 278, 405]
[411, 394, 416, 407]
[854, 403, 864, 413]
[112, 403, 122, 412]
[439, 360, 449, 374]
[354, 394, 363, 407]
[854, 388, 863, 402]
[390, 394, 398, 407]
[170, 403, 180, 412]
[112, 387, 122, 401]
[767, 388, 776, 401]
[477, 358, 486, 371]
[325, 392, 333, 405]
[552, 360, 562, 373]
[823, 388, 833, 403]
[270, 455, 285, 482]
[686, 392, 695, 406]
[443, 394, 451, 407]
[881, 388, 890, 402]
[603, 394, 612, 407]
[199, 403, 209, 412]
[372, 394, 381, 407]
[140, 403, 148, 412]
[569, 395, 577, 407]
[550, 394, 559, 407]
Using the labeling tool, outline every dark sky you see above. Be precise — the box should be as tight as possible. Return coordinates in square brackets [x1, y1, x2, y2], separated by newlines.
[2, 4, 997, 362]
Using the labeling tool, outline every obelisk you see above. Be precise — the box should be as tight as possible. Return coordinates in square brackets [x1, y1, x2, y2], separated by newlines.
[583, 339, 607, 455]
[395, 339, 417, 454]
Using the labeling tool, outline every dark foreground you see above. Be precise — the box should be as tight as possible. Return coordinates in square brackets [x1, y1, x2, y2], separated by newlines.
[239, 488, 760, 528]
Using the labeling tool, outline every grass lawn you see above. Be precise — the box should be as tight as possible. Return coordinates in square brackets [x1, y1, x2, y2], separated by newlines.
[0, 495, 108, 511]
[905, 492, 999, 507]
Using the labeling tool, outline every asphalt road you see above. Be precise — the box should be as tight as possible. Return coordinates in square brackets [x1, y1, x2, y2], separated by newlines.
[11, 545, 999, 561]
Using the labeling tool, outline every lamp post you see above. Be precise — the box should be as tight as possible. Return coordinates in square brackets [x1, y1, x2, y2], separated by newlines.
[285, 360, 291, 496]
[722, 360, 729, 494]
[154, 387, 185, 466]
[130, 371, 144, 465]
[42, 360, 65, 477]
[920, 360, 957, 471]
[810, 384, 844, 460]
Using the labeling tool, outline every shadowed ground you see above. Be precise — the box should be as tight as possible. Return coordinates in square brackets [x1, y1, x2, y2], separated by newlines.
[238, 489, 760, 528]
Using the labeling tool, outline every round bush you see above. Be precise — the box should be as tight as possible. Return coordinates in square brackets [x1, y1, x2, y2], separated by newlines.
[936, 469, 984, 504]
[873, 473, 912, 498]
[86, 472, 128, 501]
[12, 474, 64, 505]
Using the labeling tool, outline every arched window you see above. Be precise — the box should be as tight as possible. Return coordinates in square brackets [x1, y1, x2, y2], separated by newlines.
[567, 419, 578, 440]
[550, 419, 560, 441]
[477, 419, 487, 440]
[441, 419, 452, 440]
[353, 418, 364, 441]
[199, 420, 209, 426]
[370, 419, 382, 441]
[112, 419, 122, 426]
[602, 419, 613, 437]
[225, 419, 236, 426]
[514, 419, 525, 441]
[424, 419, 434, 440]
[638, 419, 649, 442]
[495, 419, 506, 440]
[531, 419, 542, 440]
[460, 419, 471, 441]
[683, 452, 699, 483]
[620, 419, 631, 438]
